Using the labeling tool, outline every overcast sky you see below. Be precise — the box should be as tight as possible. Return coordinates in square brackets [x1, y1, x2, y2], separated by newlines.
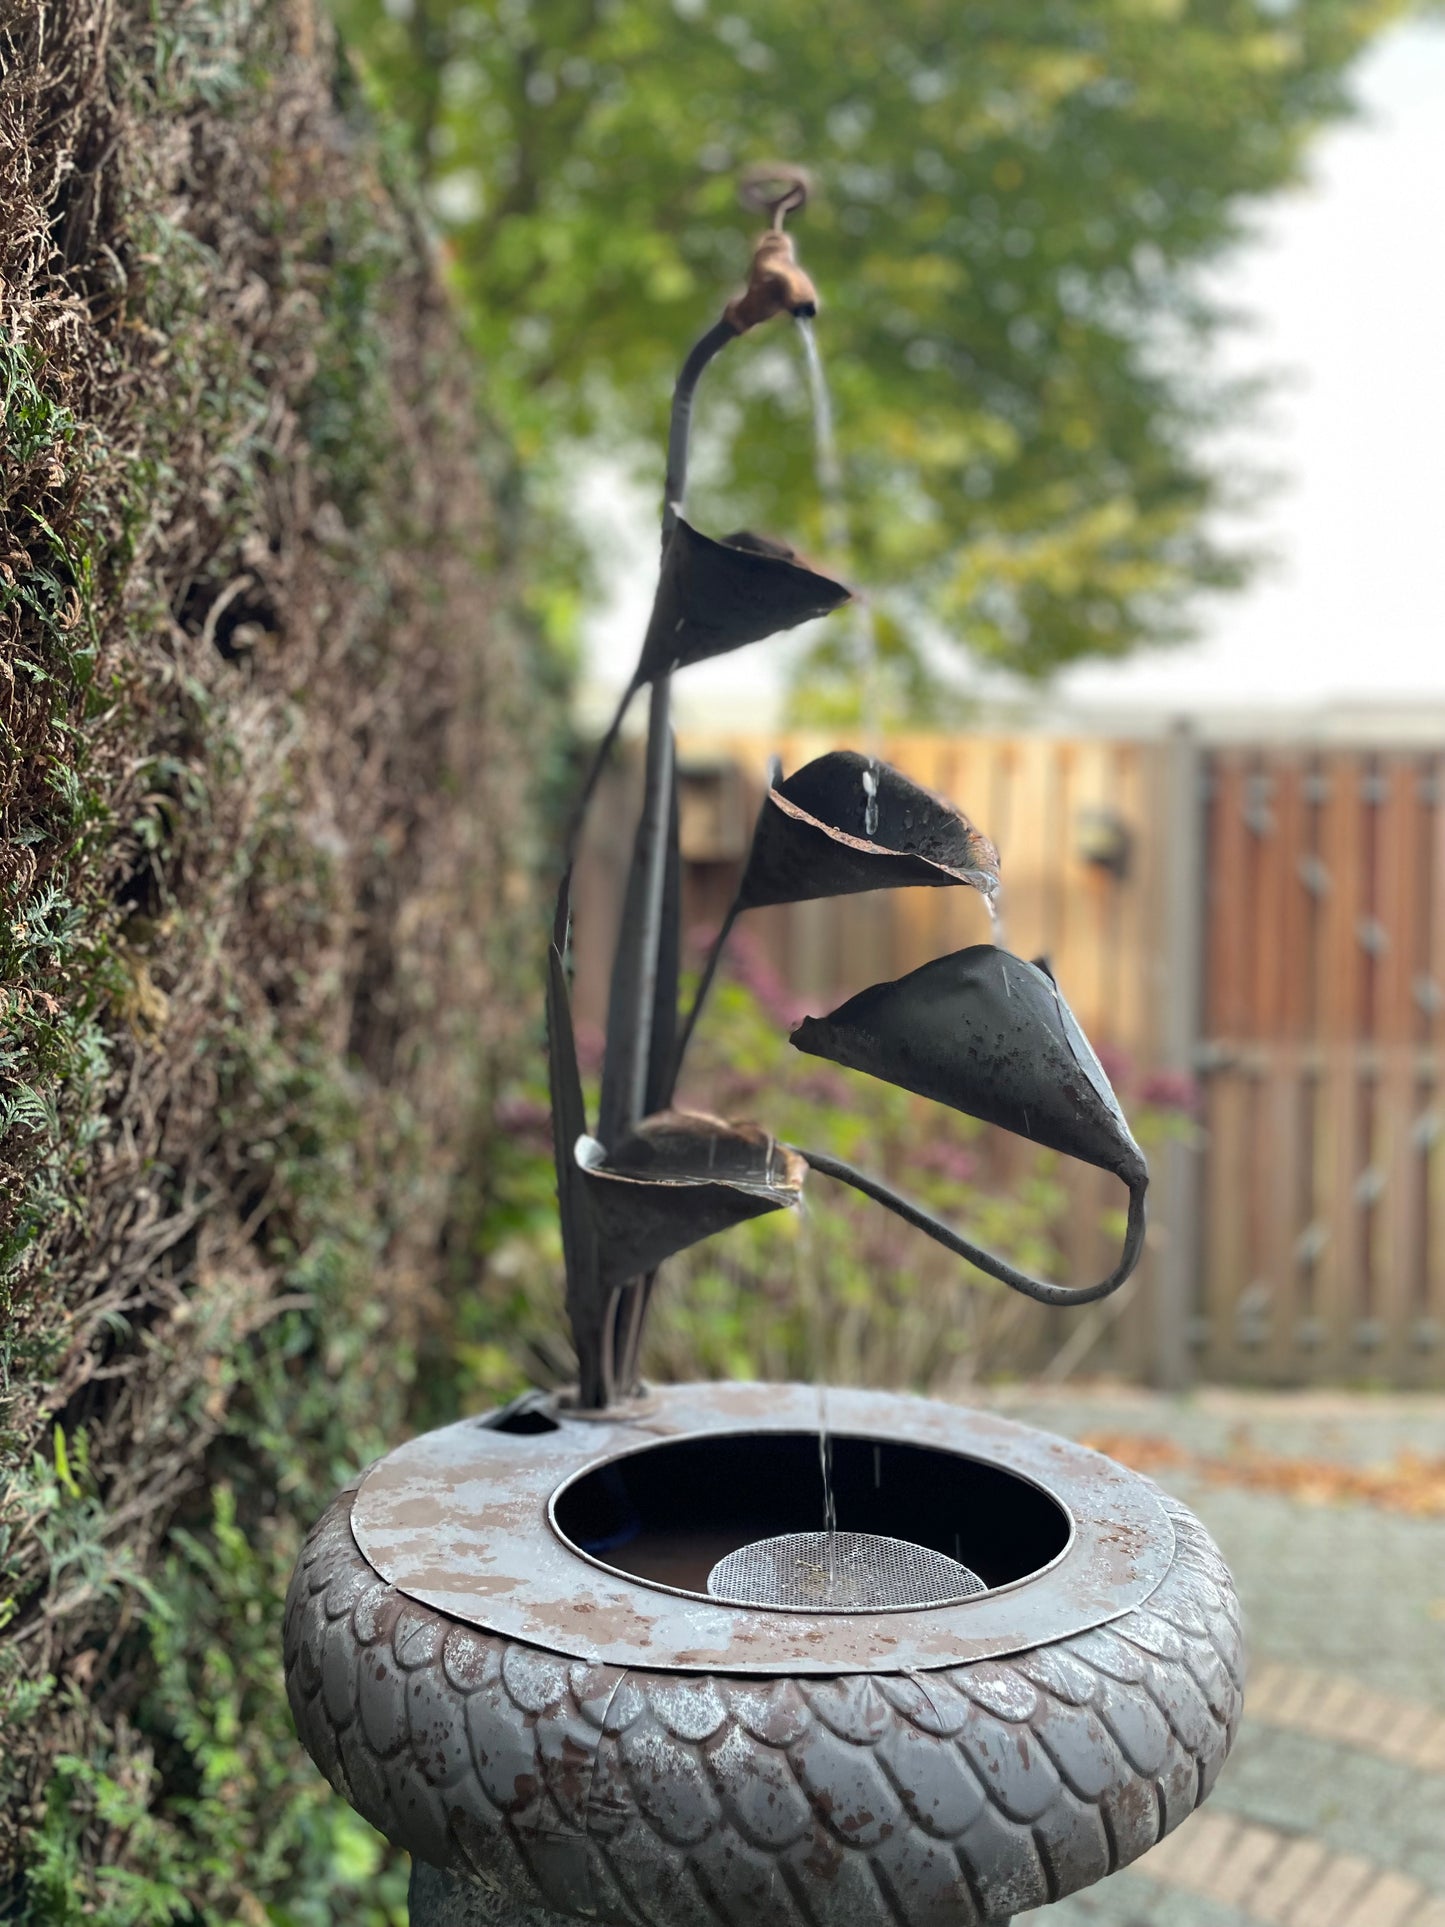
[1059, 19, 1445, 715]
[581, 21, 1445, 727]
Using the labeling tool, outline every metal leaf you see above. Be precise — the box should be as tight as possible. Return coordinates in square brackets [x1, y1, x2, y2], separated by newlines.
[737, 749, 1000, 911]
[579, 1110, 806, 1288]
[791, 944, 1145, 1185]
[633, 519, 850, 685]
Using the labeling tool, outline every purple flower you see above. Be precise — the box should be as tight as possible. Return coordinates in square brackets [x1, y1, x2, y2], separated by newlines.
[1139, 1069, 1202, 1116]
[913, 1140, 979, 1185]
[494, 1092, 553, 1142]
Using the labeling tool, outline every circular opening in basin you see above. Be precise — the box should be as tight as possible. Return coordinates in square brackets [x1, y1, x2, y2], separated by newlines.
[549, 1430, 1071, 1608]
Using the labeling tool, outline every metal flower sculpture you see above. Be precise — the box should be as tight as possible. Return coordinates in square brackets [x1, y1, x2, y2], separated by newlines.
[550, 173, 1149, 1408]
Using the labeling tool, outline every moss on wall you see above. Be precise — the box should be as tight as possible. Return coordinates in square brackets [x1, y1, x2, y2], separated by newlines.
[0, 0, 538, 1911]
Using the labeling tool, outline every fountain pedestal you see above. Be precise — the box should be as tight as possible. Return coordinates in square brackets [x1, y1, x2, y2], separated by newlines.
[409, 1861, 574, 1927]
[285, 1385, 1242, 1927]
[408, 1861, 1013, 1927]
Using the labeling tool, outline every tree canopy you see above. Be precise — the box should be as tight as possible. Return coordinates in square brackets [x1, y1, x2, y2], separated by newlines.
[337, 0, 1404, 703]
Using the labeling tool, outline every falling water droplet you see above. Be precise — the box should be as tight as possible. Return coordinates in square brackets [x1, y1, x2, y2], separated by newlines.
[862, 761, 880, 838]
[983, 882, 1008, 949]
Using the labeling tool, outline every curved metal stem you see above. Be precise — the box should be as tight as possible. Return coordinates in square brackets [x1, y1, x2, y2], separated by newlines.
[553, 314, 736, 960]
[553, 679, 639, 952]
[669, 898, 740, 1094]
[561, 315, 740, 1402]
[664, 316, 738, 537]
[797, 1149, 1148, 1307]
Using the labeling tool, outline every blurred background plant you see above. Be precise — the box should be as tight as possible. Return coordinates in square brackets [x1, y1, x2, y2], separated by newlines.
[332, 0, 1407, 712]
[449, 928, 1195, 1416]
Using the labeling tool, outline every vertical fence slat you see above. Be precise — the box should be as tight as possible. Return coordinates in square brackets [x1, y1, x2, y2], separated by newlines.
[1376, 1053, 1422, 1383]
[1067, 736, 1120, 1048]
[1319, 753, 1367, 1043]
[1376, 758, 1423, 1045]
[1261, 1055, 1305, 1381]
[1316, 1058, 1365, 1378]
[1274, 758, 1315, 1043]
[1423, 754, 1445, 1375]
[1206, 754, 1251, 1042]
[1202, 1070, 1252, 1377]
[995, 735, 1056, 970]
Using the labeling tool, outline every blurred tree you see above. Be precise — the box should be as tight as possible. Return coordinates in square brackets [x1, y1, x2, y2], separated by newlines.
[337, 0, 1404, 706]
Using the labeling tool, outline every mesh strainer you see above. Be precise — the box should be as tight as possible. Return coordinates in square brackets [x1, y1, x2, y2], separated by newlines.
[707, 1530, 986, 1612]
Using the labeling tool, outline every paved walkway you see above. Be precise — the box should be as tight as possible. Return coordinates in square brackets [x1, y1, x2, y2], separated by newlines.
[975, 1386, 1445, 1927]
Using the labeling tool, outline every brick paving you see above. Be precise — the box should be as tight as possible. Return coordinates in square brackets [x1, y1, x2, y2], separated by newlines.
[1247, 1661, 1445, 1772]
[988, 1385, 1445, 1926]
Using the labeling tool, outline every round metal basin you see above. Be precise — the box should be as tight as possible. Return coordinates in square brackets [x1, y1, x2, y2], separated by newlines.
[285, 1384, 1244, 1926]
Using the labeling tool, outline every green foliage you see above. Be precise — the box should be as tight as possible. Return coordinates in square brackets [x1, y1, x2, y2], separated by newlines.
[27, 1489, 409, 1924]
[9, 1019, 422, 1920]
[331, 0, 1403, 701]
[1, 0, 534, 1908]
[0, 338, 120, 1310]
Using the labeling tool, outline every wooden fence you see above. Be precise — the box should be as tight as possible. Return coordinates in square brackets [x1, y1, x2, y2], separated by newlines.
[573, 731, 1445, 1386]
[1199, 749, 1445, 1387]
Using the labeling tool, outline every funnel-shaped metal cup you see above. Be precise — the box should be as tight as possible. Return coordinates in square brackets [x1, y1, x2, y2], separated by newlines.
[634, 520, 850, 686]
[738, 750, 1000, 910]
[580, 1110, 806, 1289]
[791, 945, 1144, 1186]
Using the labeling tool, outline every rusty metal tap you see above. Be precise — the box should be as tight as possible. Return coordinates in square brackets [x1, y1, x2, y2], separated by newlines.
[724, 165, 819, 332]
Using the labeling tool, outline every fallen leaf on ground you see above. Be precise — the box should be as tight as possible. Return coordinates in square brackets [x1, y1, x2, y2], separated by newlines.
[1080, 1433, 1445, 1517]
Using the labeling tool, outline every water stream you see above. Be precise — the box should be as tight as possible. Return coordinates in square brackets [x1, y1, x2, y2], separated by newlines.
[795, 1200, 838, 1554]
[798, 317, 1009, 949]
[797, 319, 881, 758]
[794, 321, 1012, 1554]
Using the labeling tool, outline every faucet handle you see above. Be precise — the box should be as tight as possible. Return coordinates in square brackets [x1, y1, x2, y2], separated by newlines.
[739, 162, 811, 228]
[725, 165, 819, 332]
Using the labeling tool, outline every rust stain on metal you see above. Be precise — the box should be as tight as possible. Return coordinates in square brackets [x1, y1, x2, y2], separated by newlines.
[350, 1384, 1174, 1677]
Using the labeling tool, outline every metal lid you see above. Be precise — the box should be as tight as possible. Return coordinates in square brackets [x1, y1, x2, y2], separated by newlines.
[350, 1383, 1176, 1675]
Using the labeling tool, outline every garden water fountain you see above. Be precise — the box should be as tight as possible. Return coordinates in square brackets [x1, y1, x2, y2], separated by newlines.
[286, 172, 1243, 1927]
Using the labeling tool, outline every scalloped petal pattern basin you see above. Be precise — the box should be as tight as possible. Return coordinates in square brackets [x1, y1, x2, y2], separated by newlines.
[285, 1384, 1244, 1927]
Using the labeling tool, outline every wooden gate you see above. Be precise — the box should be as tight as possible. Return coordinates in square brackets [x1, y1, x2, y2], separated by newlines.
[1198, 749, 1445, 1385]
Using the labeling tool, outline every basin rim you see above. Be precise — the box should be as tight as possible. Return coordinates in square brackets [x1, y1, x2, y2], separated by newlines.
[351, 1382, 1175, 1674]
